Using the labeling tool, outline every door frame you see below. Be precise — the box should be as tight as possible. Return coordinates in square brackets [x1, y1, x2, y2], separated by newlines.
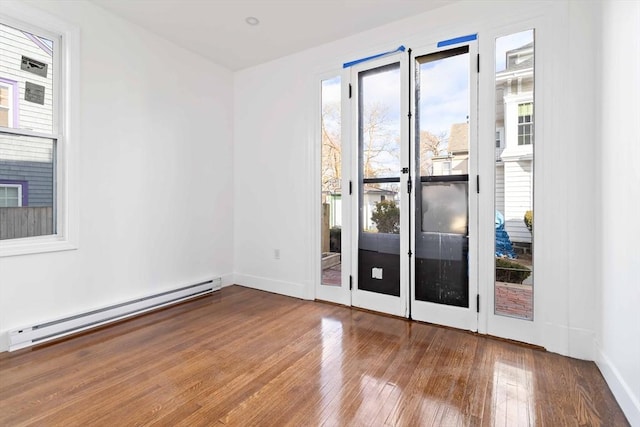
[314, 21, 548, 349]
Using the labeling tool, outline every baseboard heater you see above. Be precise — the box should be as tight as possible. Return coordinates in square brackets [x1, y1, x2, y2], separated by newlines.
[8, 278, 221, 352]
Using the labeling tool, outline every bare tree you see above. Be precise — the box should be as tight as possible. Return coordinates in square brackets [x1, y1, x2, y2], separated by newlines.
[322, 101, 401, 192]
[321, 102, 341, 194]
[361, 102, 399, 179]
[419, 130, 447, 176]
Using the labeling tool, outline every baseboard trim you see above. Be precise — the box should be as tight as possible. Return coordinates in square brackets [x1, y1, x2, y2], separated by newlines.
[234, 273, 309, 300]
[596, 346, 639, 426]
[6, 278, 221, 352]
[220, 273, 235, 287]
[568, 327, 595, 360]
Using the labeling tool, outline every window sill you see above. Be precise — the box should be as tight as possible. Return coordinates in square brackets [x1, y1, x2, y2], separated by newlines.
[0, 234, 78, 258]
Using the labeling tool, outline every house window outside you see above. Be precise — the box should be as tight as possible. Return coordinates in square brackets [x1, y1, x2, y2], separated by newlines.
[0, 184, 21, 207]
[518, 102, 533, 145]
[0, 6, 79, 254]
[442, 160, 452, 175]
[0, 81, 14, 127]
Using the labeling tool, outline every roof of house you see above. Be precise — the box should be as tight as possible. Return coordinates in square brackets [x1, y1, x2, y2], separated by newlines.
[363, 185, 397, 195]
[506, 42, 534, 72]
[448, 123, 469, 154]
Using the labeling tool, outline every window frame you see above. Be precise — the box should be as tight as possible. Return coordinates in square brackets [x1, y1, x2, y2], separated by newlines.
[0, 78, 18, 128]
[495, 127, 504, 148]
[517, 102, 533, 145]
[0, 2, 79, 257]
[0, 183, 22, 207]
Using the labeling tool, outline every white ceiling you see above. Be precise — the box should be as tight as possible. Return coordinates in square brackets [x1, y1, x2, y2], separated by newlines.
[89, 0, 453, 70]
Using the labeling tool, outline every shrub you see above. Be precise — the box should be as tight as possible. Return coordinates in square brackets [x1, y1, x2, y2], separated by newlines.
[496, 258, 531, 283]
[524, 210, 533, 233]
[330, 227, 341, 253]
[371, 200, 400, 233]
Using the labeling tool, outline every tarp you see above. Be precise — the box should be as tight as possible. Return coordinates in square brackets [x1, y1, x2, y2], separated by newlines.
[495, 211, 517, 259]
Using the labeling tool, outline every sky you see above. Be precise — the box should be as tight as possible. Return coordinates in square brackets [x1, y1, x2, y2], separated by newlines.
[321, 29, 534, 172]
[419, 52, 469, 139]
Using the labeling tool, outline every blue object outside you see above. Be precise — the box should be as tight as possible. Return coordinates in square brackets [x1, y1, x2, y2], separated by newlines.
[495, 211, 517, 259]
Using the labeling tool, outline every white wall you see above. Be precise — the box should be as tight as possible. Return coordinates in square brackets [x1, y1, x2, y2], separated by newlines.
[598, 1, 640, 424]
[0, 0, 234, 351]
[233, 0, 602, 358]
[0, 0, 635, 421]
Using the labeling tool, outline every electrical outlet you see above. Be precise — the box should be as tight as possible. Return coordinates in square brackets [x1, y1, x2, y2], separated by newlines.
[274, 249, 280, 260]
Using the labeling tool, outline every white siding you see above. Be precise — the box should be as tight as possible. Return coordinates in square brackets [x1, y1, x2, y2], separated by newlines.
[503, 159, 532, 243]
[0, 23, 54, 134]
[495, 163, 505, 217]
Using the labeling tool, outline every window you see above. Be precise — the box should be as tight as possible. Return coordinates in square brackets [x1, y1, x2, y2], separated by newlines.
[0, 184, 22, 207]
[0, 4, 79, 255]
[442, 160, 452, 175]
[320, 75, 343, 287]
[518, 102, 533, 145]
[0, 79, 18, 128]
[495, 128, 504, 148]
[495, 30, 535, 321]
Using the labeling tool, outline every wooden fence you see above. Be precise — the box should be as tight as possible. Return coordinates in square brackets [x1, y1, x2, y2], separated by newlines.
[0, 207, 53, 240]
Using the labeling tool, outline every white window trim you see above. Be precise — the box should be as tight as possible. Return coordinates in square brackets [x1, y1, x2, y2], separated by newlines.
[496, 127, 504, 148]
[517, 102, 534, 146]
[0, 184, 23, 207]
[0, 81, 15, 128]
[0, 1, 80, 257]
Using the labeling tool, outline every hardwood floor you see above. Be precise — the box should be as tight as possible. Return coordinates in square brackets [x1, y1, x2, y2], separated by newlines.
[0, 285, 628, 426]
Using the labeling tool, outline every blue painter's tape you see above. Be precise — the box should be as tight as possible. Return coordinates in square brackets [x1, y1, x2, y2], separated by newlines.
[343, 45, 406, 69]
[437, 33, 477, 48]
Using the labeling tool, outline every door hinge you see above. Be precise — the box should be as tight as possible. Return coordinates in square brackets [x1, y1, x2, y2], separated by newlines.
[348, 83, 352, 99]
[477, 294, 480, 313]
[401, 167, 409, 174]
[476, 175, 480, 194]
[477, 54, 480, 73]
[407, 177, 412, 194]
[349, 180, 353, 195]
[408, 250, 413, 257]
[349, 275, 353, 290]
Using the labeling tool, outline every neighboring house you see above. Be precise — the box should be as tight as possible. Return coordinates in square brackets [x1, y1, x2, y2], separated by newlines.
[495, 42, 534, 245]
[0, 22, 54, 208]
[321, 190, 342, 228]
[431, 122, 469, 176]
[361, 184, 399, 232]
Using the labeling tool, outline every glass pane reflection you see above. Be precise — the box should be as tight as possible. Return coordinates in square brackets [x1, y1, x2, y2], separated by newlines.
[494, 30, 535, 320]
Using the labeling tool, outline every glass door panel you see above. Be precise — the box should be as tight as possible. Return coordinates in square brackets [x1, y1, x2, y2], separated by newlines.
[321, 77, 343, 287]
[411, 43, 478, 331]
[358, 63, 401, 296]
[493, 30, 535, 321]
[317, 75, 351, 306]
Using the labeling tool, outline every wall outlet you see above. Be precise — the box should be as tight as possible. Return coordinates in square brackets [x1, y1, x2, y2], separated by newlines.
[274, 249, 280, 260]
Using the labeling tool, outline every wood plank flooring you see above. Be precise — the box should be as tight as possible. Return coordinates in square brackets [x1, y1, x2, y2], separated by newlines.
[0, 285, 628, 426]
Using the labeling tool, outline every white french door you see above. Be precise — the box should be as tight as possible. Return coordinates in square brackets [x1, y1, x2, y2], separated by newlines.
[319, 26, 542, 347]
[348, 39, 479, 331]
[349, 54, 409, 318]
[409, 42, 479, 331]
